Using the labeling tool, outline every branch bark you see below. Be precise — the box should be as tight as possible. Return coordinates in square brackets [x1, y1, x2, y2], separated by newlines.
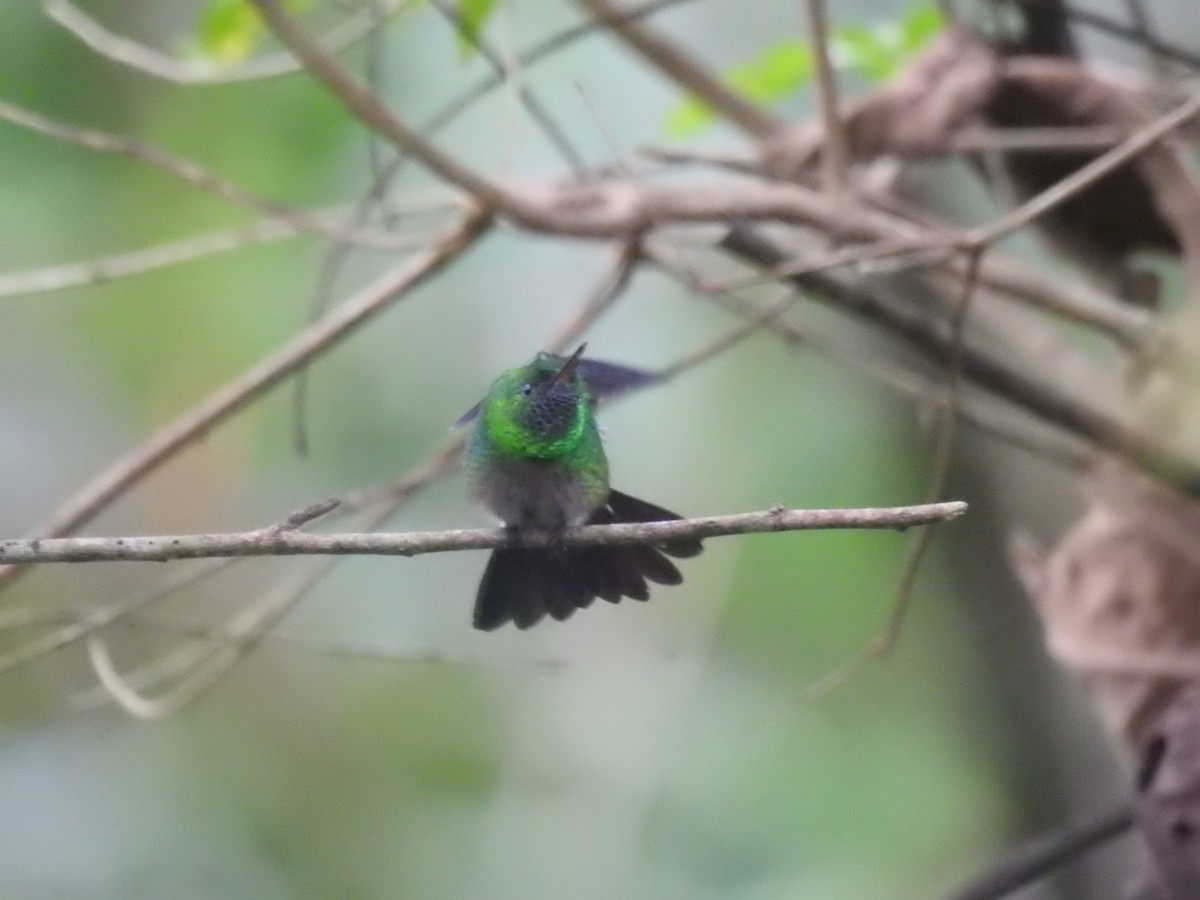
[0, 502, 967, 565]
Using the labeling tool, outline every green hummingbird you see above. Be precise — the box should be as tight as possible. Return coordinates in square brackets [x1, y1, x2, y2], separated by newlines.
[460, 344, 702, 630]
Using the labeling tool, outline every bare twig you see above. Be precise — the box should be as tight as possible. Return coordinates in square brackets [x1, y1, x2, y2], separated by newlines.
[80, 503, 966, 720]
[800, 0, 847, 194]
[800, 249, 986, 698]
[948, 125, 1125, 153]
[0, 605, 564, 673]
[429, 0, 586, 173]
[414, 0, 699, 166]
[0, 219, 300, 300]
[947, 802, 1134, 900]
[0, 206, 453, 301]
[0, 558, 238, 675]
[0, 100, 417, 251]
[645, 125, 1128, 172]
[0, 502, 968, 566]
[658, 259, 1092, 470]
[658, 289, 799, 380]
[876, 251, 984, 649]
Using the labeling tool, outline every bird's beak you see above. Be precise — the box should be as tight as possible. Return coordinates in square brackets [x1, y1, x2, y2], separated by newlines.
[553, 342, 587, 385]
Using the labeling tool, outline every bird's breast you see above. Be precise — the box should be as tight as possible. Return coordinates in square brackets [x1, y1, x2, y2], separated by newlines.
[469, 455, 608, 530]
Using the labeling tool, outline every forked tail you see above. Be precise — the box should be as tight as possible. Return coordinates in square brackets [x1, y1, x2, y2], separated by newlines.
[473, 490, 703, 631]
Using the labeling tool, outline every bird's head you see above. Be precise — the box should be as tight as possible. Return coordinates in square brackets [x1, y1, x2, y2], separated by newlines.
[480, 344, 592, 458]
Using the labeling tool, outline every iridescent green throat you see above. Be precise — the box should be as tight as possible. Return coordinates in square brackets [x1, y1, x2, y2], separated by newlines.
[482, 383, 590, 460]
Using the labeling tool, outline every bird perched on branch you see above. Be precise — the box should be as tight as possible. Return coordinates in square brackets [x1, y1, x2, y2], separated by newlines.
[459, 344, 701, 630]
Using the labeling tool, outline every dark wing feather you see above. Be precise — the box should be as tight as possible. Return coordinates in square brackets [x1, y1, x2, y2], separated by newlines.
[452, 400, 483, 428]
[574, 359, 663, 404]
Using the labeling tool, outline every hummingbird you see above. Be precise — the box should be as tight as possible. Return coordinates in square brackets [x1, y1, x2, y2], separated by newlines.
[459, 344, 702, 630]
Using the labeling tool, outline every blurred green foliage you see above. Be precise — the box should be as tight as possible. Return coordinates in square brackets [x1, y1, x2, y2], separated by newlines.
[456, 0, 500, 54]
[194, 0, 314, 63]
[664, 2, 944, 136]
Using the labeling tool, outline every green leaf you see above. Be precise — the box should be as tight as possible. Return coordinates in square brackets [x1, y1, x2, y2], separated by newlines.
[197, 0, 262, 63]
[664, 40, 813, 137]
[193, 0, 316, 64]
[456, 0, 498, 56]
[900, 2, 946, 50]
[664, 97, 719, 138]
[727, 41, 814, 103]
[661, 1, 944, 136]
[831, 25, 896, 81]
[832, 3, 946, 81]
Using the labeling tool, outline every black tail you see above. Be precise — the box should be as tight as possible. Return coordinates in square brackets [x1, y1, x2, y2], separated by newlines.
[472, 489, 703, 631]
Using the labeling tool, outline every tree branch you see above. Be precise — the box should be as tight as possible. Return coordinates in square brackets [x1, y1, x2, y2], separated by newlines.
[43, 0, 413, 84]
[715, 224, 1200, 486]
[0, 99, 417, 251]
[0, 501, 967, 565]
[947, 802, 1134, 900]
[800, 0, 847, 194]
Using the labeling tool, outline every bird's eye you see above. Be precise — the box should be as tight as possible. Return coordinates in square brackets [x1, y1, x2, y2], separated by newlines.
[520, 383, 533, 397]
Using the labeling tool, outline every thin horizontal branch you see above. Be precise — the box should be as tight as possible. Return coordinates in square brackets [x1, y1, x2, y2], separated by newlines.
[0, 99, 413, 251]
[948, 125, 1125, 153]
[0, 501, 967, 565]
[0, 99, 427, 254]
[0, 198, 459, 300]
[0, 218, 301, 300]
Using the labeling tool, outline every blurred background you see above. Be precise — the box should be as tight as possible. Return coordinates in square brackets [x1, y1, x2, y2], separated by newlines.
[2, 0, 1191, 897]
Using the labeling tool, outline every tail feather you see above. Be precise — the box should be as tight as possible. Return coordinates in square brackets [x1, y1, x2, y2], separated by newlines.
[629, 544, 683, 586]
[543, 551, 588, 622]
[607, 547, 650, 601]
[607, 489, 703, 558]
[575, 545, 634, 603]
[472, 490, 703, 630]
